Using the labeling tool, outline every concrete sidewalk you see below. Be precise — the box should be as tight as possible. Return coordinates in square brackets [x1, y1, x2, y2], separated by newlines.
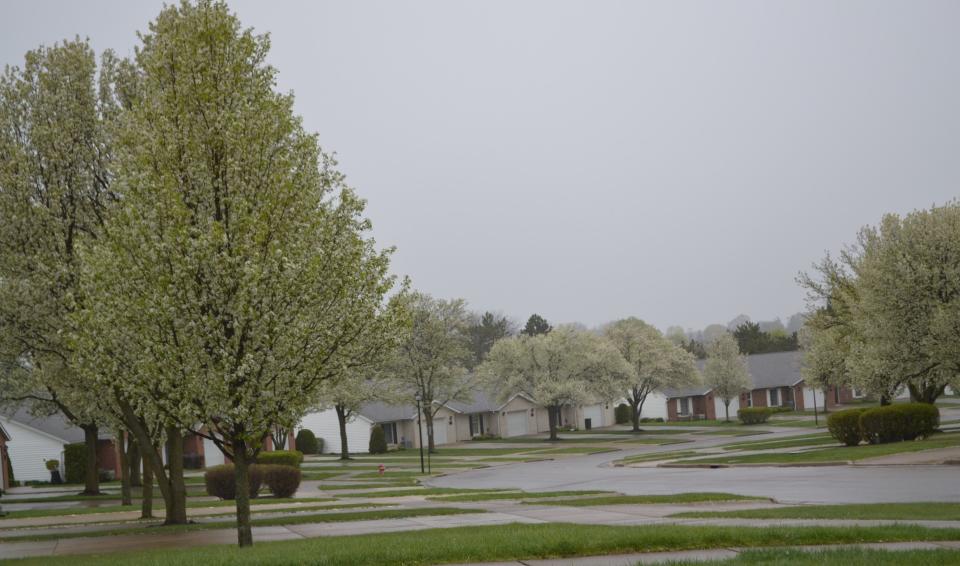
[456, 541, 960, 565]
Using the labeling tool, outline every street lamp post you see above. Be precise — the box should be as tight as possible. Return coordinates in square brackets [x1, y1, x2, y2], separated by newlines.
[415, 392, 425, 474]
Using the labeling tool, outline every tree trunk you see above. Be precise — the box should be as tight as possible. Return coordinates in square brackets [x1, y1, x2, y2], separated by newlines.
[117, 433, 132, 506]
[547, 405, 559, 441]
[233, 440, 254, 548]
[117, 401, 186, 525]
[629, 399, 641, 432]
[128, 440, 142, 487]
[879, 393, 890, 406]
[908, 381, 945, 404]
[724, 401, 730, 422]
[141, 457, 154, 519]
[163, 426, 188, 525]
[271, 427, 287, 450]
[81, 424, 101, 495]
[335, 404, 350, 460]
[425, 411, 436, 453]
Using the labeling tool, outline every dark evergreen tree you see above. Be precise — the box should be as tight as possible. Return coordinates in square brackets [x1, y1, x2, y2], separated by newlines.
[521, 314, 552, 337]
[467, 312, 511, 368]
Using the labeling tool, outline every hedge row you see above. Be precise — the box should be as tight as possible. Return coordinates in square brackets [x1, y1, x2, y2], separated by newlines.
[256, 450, 303, 468]
[827, 403, 939, 446]
[737, 407, 774, 425]
[204, 463, 301, 499]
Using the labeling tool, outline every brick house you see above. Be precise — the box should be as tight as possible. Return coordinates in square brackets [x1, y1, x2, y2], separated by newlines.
[664, 351, 855, 421]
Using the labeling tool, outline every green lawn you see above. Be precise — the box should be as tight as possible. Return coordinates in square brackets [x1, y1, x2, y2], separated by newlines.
[11, 523, 960, 565]
[527, 492, 765, 506]
[1, 507, 479, 543]
[686, 432, 960, 465]
[0, 497, 337, 520]
[671, 502, 960, 521]
[673, 548, 960, 565]
[616, 450, 701, 464]
[722, 433, 838, 452]
[337, 487, 507, 498]
[427, 490, 615, 502]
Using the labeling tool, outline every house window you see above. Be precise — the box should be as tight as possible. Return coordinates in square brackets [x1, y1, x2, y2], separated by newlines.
[769, 389, 779, 407]
[679, 398, 690, 415]
[448, 415, 453, 426]
[745, 393, 752, 408]
[381, 422, 398, 444]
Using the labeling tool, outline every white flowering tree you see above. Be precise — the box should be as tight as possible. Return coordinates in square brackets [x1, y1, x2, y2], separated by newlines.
[703, 333, 749, 421]
[0, 39, 128, 496]
[75, 1, 404, 547]
[603, 318, 699, 431]
[384, 293, 472, 453]
[478, 325, 630, 440]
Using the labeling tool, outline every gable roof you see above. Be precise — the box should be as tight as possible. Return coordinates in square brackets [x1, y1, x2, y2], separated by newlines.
[357, 402, 416, 423]
[662, 385, 714, 399]
[745, 351, 804, 389]
[0, 421, 10, 442]
[0, 407, 96, 444]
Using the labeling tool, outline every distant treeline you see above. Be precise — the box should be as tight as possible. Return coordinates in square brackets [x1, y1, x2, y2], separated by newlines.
[679, 321, 799, 359]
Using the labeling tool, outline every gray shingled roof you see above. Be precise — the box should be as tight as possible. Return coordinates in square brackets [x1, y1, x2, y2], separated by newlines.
[0, 407, 111, 443]
[671, 350, 804, 399]
[357, 402, 417, 423]
[745, 351, 804, 389]
[446, 390, 498, 414]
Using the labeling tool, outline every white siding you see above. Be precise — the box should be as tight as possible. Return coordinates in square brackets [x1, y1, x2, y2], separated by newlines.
[298, 409, 372, 455]
[803, 387, 817, 410]
[714, 395, 740, 420]
[639, 393, 668, 420]
[203, 438, 225, 467]
[582, 405, 604, 429]
[1, 418, 66, 482]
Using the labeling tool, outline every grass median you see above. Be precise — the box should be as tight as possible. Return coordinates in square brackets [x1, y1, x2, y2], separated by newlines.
[671, 502, 960, 521]
[526, 492, 765, 506]
[9, 523, 960, 565]
[672, 547, 960, 565]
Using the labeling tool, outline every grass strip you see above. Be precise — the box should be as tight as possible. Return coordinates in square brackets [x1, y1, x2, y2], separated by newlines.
[10, 523, 960, 565]
[671, 547, 960, 565]
[0, 497, 335, 521]
[528, 492, 765, 506]
[337, 487, 508, 498]
[427, 490, 614, 502]
[721, 434, 836, 452]
[687, 432, 960, 465]
[670, 502, 960, 521]
[1, 507, 480, 543]
[616, 450, 700, 464]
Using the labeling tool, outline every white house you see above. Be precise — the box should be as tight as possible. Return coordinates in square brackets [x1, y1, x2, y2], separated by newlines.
[297, 409, 373, 455]
[0, 409, 89, 482]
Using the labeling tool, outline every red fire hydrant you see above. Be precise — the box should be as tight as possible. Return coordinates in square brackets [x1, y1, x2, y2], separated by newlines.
[378, 464, 385, 476]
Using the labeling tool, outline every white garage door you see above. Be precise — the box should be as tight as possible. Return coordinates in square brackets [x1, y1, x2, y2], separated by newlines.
[583, 405, 603, 429]
[431, 421, 448, 446]
[203, 438, 224, 467]
[505, 411, 528, 437]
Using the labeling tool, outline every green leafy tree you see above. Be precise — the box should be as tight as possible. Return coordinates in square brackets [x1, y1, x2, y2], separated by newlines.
[75, 1, 403, 547]
[466, 312, 512, 368]
[703, 333, 750, 422]
[604, 318, 699, 431]
[478, 326, 630, 440]
[521, 314, 552, 337]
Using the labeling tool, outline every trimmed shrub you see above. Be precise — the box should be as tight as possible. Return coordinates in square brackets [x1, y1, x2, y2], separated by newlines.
[369, 425, 387, 454]
[263, 464, 302, 498]
[204, 464, 265, 500]
[737, 407, 774, 425]
[614, 404, 632, 425]
[899, 403, 940, 440]
[257, 450, 303, 468]
[827, 408, 866, 446]
[45, 459, 60, 471]
[860, 403, 940, 444]
[63, 443, 87, 484]
[640, 417, 664, 423]
[295, 429, 320, 455]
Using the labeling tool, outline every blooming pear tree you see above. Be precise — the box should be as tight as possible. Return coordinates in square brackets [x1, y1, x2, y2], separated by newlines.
[603, 318, 699, 431]
[478, 325, 630, 440]
[0, 39, 127, 496]
[75, 1, 404, 547]
[384, 293, 473, 453]
[702, 333, 749, 421]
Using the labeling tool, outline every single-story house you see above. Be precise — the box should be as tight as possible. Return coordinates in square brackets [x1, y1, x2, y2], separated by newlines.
[1, 421, 11, 491]
[296, 409, 373, 455]
[663, 351, 854, 421]
[0, 408, 120, 483]
[182, 427, 296, 468]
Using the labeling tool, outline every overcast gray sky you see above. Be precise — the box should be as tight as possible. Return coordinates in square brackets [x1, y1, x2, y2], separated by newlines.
[2, 1, 958, 331]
